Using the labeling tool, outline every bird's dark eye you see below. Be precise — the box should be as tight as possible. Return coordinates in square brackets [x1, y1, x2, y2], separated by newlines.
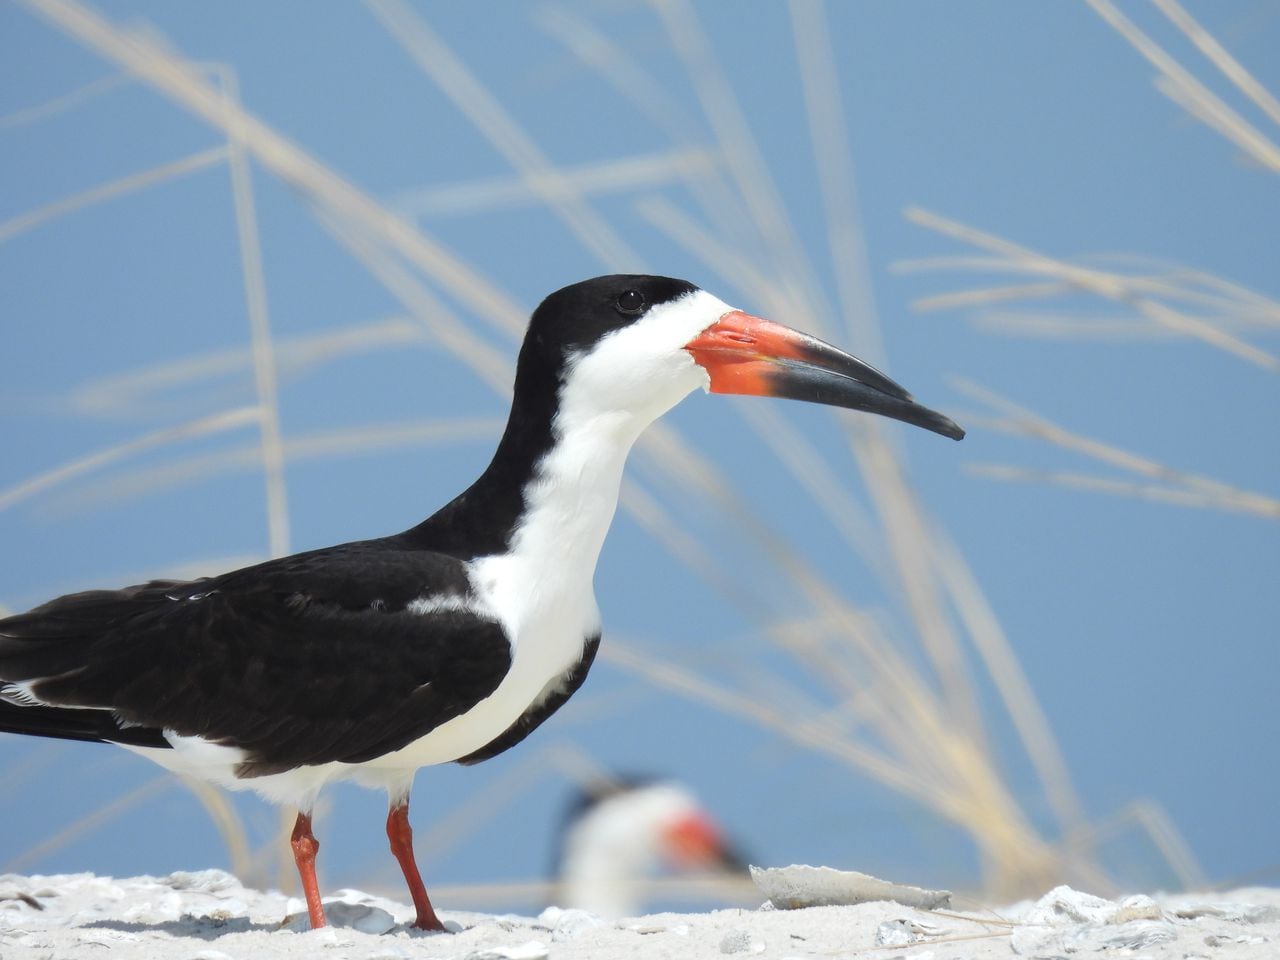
[615, 289, 646, 315]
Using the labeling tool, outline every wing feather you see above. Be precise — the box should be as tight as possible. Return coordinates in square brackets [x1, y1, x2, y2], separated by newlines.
[0, 539, 512, 773]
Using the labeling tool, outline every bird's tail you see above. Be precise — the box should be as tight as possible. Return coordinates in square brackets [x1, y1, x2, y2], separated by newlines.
[1, 589, 178, 750]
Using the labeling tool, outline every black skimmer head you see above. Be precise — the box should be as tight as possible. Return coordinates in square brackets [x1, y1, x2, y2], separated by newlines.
[518, 274, 963, 442]
[0, 274, 960, 934]
[556, 777, 747, 918]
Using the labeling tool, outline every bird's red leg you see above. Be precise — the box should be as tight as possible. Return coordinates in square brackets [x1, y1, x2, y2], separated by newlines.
[290, 810, 327, 929]
[386, 799, 445, 932]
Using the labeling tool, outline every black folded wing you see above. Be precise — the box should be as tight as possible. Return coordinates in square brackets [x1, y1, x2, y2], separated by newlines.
[0, 539, 512, 776]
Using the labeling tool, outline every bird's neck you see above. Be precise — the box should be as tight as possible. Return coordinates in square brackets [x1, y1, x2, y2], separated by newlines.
[403, 364, 645, 570]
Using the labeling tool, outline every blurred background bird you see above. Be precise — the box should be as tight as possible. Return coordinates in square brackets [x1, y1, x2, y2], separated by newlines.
[554, 776, 748, 918]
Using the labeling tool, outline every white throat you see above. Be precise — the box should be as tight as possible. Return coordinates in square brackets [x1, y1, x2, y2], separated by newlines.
[473, 288, 732, 648]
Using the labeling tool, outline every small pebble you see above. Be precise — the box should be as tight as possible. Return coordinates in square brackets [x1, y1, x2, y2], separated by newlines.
[720, 927, 766, 954]
[324, 901, 398, 935]
[875, 919, 921, 947]
[548, 907, 603, 942]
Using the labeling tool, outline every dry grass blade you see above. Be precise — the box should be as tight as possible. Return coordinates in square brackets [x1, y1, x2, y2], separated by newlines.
[907, 207, 1280, 370]
[608, 635, 1063, 889]
[0, 145, 228, 244]
[793, 5, 1028, 768]
[1083, 0, 1280, 174]
[63, 318, 425, 418]
[218, 65, 289, 559]
[17, 0, 529, 337]
[53, 417, 502, 513]
[634, 195, 774, 306]
[734, 402, 885, 582]
[3, 775, 172, 873]
[789, 0, 885, 362]
[1155, 0, 1280, 128]
[967, 463, 1280, 519]
[900, 254, 1280, 325]
[911, 282, 1075, 314]
[631, 4, 1067, 887]
[394, 148, 714, 219]
[653, 0, 823, 312]
[365, 0, 641, 270]
[535, 4, 698, 141]
[1154, 72, 1280, 174]
[956, 380, 1279, 517]
[0, 71, 129, 130]
[971, 311, 1196, 341]
[414, 747, 554, 862]
[929, 529, 1086, 834]
[617, 477, 771, 620]
[602, 640, 934, 814]
[320, 212, 514, 393]
[534, 3, 757, 248]
[0, 406, 261, 513]
[178, 778, 253, 881]
[1064, 798, 1206, 890]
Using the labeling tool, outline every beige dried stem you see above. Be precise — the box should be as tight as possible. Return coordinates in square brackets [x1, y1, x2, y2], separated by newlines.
[967, 463, 1280, 519]
[0, 71, 129, 130]
[365, 0, 644, 269]
[55, 418, 502, 515]
[533, 3, 759, 254]
[970, 312, 1195, 342]
[0, 406, 262, 514]
[680, 0, 1070, 885]
[0, 145, 228, 245]
[604, 638, 1084, 894]
[1084, 0, 1280, 174]
[1153, 0, 1280, 129]
[178, 778, 255, 883]
[653, 0, 827, 314]
[394, 148, 715, 219]
[956, 380, 1280, 520]
[634, 0, 1085, 896]
[905, 207, 1280, 372]
[217, 64, 290, 561]
[898, 254, 1280, 327]
[64, 317, 425, 418]
[15, 0, 530, 337]
[665, 0, 993, 773]
[4, 775, 173, 873]
[1064, 798, 1205, 891]
[896, 252, 1280, 327]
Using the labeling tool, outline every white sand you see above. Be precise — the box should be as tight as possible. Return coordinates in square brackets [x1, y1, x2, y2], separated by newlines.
[1, 869, 1277, 959]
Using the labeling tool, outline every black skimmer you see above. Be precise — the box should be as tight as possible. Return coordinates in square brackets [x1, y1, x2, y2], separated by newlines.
[556, 777, 746, 918]
[0, 275, 962, 933]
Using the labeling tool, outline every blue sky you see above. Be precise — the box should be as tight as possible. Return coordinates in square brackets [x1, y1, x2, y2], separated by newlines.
[2, 1, 1277, 907]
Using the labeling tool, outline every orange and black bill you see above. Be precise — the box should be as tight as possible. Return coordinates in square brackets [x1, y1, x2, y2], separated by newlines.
[685, 311, 964, 441]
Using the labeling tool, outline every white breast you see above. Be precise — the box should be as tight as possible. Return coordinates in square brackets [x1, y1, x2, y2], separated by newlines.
[359, 395, 638, 773]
